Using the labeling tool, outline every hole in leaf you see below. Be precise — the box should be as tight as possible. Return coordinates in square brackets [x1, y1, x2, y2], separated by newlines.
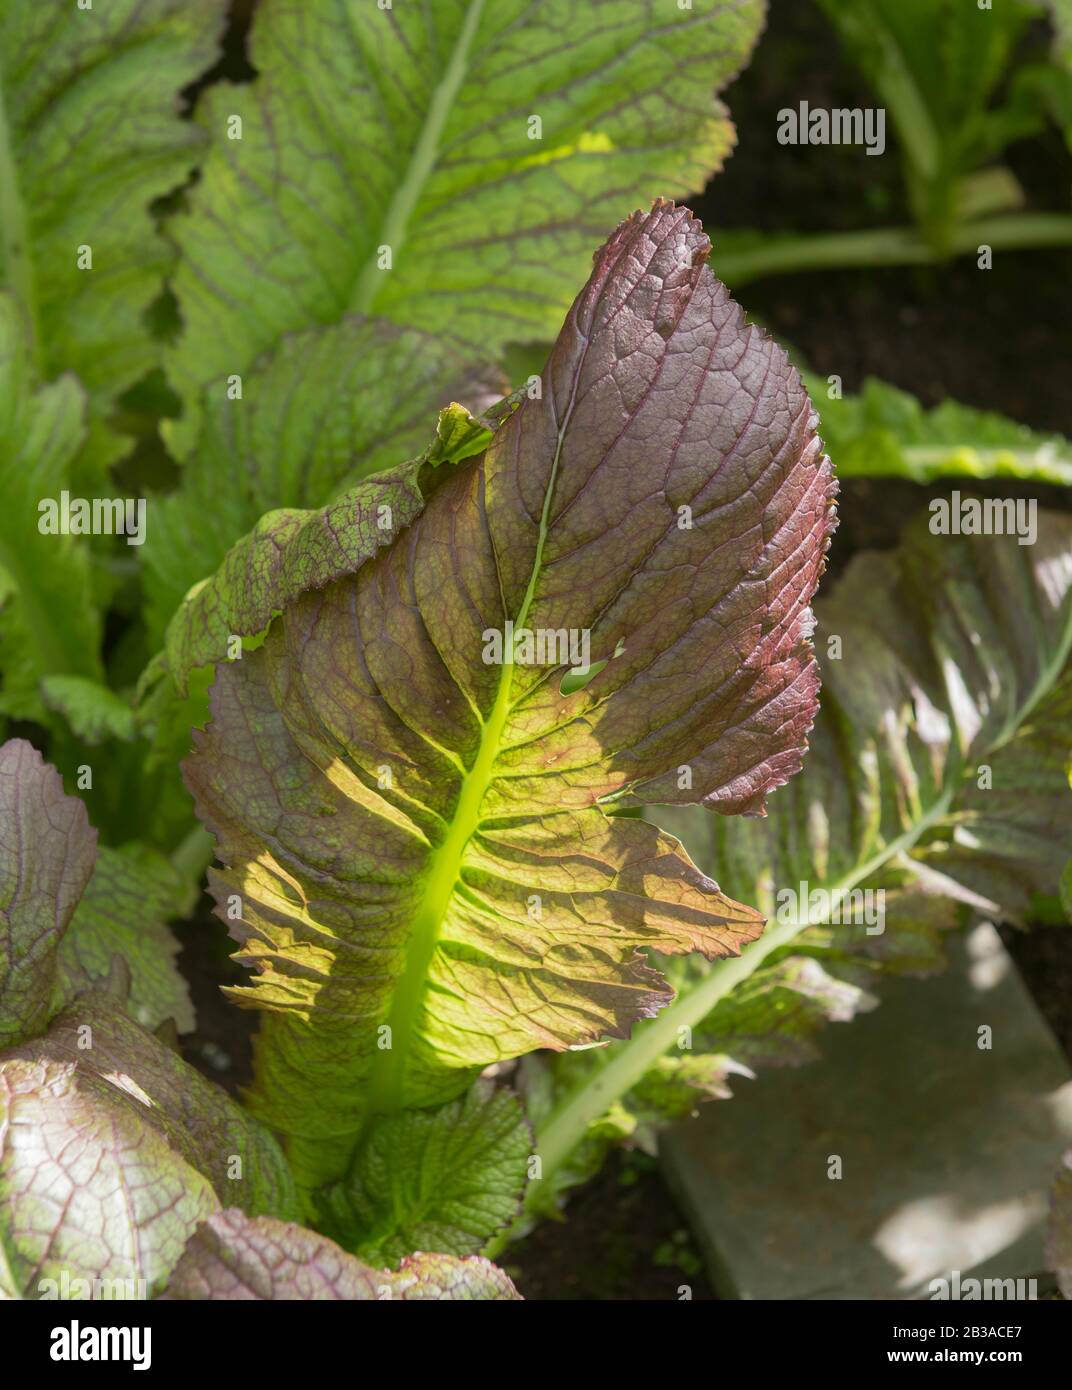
[559, 638, 626, 696]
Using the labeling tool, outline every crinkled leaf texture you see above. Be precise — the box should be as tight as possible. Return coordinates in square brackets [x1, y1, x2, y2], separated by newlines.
[0, 738, 190, 1039]
[0, 0, 227, 466]
[162, 400, 497, 694]
[165, 0, 764, 454]
[662, 508, 1072, 994]
[185, 202, 836, 1186]
[145, 321, 501, 651]
[526, 513, 1072, 1218]
[0, 740, 96, 1045]
[57, 845, 194, 1034]
[0, 740, 297, 1298]
[0, 998, 299, 1299]
[317, 1081, 532, 1267]
[4, 998, 297, 1213]
[166, 1210, 520, 1301]
[0, 1056, 217, 1301]
[39, 675, 136, 745]
[0, 988, 302, 1300]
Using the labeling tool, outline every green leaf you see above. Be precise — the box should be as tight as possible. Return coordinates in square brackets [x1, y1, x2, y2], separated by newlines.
[40, 675, 136, 744]
[807, 374, 1072, 486]
[0, 739, 96, 1046]
[813, 0, 1034, 182]
[660, 893, 954, 1065]
[0, 295, 102, 721]
[164, 0, 763, 454]
[166, 1209, 521, 1300]
[0, 995, 298, 1298]
[145, 320, 501, 650]
[913, 668, 1072, 919]
[0, 0, 227, 465]
[516, 889, 955, 1224]
[183, 203, 836, 1188]
[1048, 0, 1072, 62]
[1010, 58, 1072, 152]
[57, 844, 194, 1034]
[518, 1043, 748, 1219]
[318, 1081, 531, 1266]
[1008, 4, 1072, 154]
[160, 399, 498, 695]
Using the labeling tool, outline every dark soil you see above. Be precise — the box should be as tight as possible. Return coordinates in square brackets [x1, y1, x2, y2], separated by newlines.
[1003, 925, 1072, 1062]
[175, 902, 253, 1097]
[174, 0, 1072, 1300]
[694, 2, 1072, 438]
[501, 1151, 714, 1302]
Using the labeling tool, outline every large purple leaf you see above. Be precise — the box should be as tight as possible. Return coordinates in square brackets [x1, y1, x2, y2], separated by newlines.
[185, 202, 836, 1184]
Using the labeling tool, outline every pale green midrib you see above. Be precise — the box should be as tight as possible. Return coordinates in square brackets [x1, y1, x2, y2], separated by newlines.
[363, 355, 576, 1119]
[348, 0, 486, 316]
[0, 65, 39, 371]
[860, 18, 941, 184]
[520, 777, 961, 1209]
[989, 587, 1072, 755]
[362, 666, 517, 1117]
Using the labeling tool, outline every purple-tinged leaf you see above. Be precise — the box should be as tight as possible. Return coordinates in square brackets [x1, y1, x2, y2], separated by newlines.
[0, 738, 298, 1297]
[0, 996, 299, 1298]
[4, 996, 298, 1216]
[184, 202, 836, 1184]
[0, 739, 96, 1046]
[166, 1210, 521, 1301]
[0, 1057, 217, 1300]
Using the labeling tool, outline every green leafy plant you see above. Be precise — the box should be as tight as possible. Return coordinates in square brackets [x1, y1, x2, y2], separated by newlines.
[801, 373, 1072, 485]
[716, 0, 1072, 285]
[2, 0, 1071, 1305]
[0, 194, 837, 1297]
[0, 0, 226, 468]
